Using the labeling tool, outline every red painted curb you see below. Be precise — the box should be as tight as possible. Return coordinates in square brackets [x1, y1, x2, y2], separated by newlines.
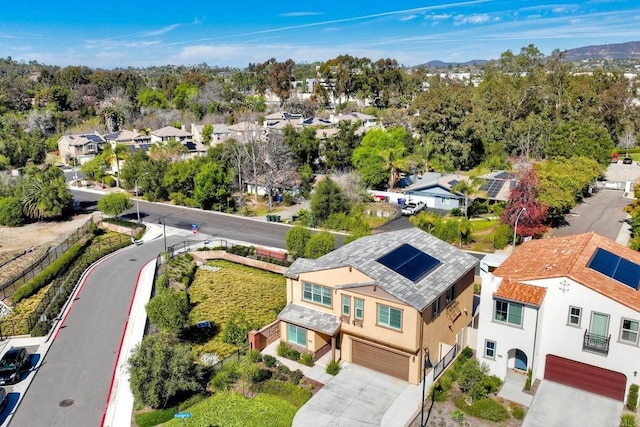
[100, 258, 153, 427]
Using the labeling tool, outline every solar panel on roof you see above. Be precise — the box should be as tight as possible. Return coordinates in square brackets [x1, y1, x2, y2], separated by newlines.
[448, 180, 459, 187]
[588, 248, 640, 290]
[377, 243, 441, 282]
[494, 171, 509, 179]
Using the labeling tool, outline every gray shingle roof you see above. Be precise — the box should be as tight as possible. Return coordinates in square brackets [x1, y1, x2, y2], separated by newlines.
[278, 304, 340, 335]
[286, 228, 478, 312]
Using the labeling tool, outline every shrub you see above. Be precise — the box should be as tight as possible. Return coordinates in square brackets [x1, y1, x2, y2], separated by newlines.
[103, 175, 116, 187]
[510, 402, 526, 420]
[524, 368, 533, 390]
[482, 375, 502, 394]
[460, 346, 474, 360]
[326, 360, 340, 376]
[457, 359, 491, 400]
[621, 413, 638, 427]
[300, 352, 314, 367]
[454, 396, 509, 422]
[430, 382, 449, 402]
[263, 354, 277, 368]
[223, 312, 259, 347]
[452, 409, 464, 423]
[290, 369, 304, 386]
[13, 241, 87, 304]
[627, 384, 639, 411]
[246, 349, 262, 363]
[253, 380, 312, 407]
[277, 364, 290, 375]
[493, 223, 512, 249]
[277, 341, 290, 357]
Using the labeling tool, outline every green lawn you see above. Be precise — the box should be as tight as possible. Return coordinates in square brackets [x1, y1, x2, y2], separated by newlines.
[188, 260, 286, 358]
[163, 391, 299, 427]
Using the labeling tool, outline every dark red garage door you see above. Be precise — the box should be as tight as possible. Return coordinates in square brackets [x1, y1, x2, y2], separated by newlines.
[544, 355, 626, 401]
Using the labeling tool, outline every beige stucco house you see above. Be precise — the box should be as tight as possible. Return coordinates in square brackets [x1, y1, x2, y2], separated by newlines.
[277, 228, 478, 385]
[57, 132, 105, 164]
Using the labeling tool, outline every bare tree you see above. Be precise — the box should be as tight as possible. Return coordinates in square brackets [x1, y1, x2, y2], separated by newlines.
[619, 128, 637, 157]
[261, 130, 297, 211]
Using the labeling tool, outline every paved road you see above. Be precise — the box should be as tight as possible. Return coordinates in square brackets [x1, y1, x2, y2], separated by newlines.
[8, 238, 174, 427]
[72, 190, 346, 250]
[549, 188, 631, 241]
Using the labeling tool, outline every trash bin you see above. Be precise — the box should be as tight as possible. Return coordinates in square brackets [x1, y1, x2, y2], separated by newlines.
[275, 215, 281, 222]
[397, 198, 405, 205]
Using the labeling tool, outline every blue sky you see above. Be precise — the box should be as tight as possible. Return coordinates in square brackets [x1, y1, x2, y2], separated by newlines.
[2, 1, 639, 69]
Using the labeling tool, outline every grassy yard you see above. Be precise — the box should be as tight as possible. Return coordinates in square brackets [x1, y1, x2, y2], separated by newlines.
[163, 391, 299, 427]
[188, 260, 287, 358]
[468, 218, 501, 252]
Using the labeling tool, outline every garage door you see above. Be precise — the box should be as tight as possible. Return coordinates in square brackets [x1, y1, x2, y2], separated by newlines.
[544, 355, 626, 401]
[352, 339, 409, 381]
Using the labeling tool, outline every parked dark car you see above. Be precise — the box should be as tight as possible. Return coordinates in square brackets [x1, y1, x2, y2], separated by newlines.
[0, 348, 30, 385]
[623, 157, 633, 164]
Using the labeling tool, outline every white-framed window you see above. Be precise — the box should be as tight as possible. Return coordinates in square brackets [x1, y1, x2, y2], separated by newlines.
[355, 298, 364, 320]
[302, 282, 332, 307]
[377, 304, 402, 330]
[287, 324, 307, 347]
[342, 295, 351, 316]
[440, 197, 451, 205]
[432, 297, 440, 319]
[494, 300, 523, 327]
[446, 286, 455, 304]
[484, 340, 496, 359]
[568, 306, 582, 327]
[620, 318, 639, 345]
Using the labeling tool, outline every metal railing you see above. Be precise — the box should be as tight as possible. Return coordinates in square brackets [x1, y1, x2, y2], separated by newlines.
[583, 331, 610, 355]
[433, 344, 459, 380]
[0, 216, 96, 299]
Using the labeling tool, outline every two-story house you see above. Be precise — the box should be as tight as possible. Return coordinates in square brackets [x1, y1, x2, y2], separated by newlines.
[477, 232, 640, 401]
[277, 228, 478, 385]
[57, 132, 106, 164]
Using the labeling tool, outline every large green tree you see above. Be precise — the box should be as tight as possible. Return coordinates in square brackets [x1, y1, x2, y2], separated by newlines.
[285, 225, 312, 260]
[145, 290, 190, 334]
[0, 196, 23, 226]
[352, 127, 408, 189]
[304, 231, 335, 259]
[193, 162, 231, 210]
[20, 165, 72, 220]
[97, 192, 133, 220]
[545, 120, 615, 165]
[310, 177, 350, 224]
[128, 333, 202, 409]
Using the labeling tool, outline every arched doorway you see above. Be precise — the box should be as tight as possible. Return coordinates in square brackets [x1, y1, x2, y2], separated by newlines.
[514, 349, 527, 371]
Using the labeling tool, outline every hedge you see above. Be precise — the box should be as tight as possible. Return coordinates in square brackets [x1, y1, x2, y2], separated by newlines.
[12, 241, 88, 304]
[454, 395, 509, 422]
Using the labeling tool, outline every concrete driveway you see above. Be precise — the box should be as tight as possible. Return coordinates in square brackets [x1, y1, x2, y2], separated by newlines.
[293, 364, 409, 427]
[523, 381, 622, 427]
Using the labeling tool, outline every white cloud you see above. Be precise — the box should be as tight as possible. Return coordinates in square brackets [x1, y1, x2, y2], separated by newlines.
[280, 12, 324, 17]
[400, 15, 418, 22]
[454, 14, 491, 25]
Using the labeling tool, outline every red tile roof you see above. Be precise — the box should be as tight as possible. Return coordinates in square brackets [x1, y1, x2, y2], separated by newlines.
[494, 232, 640, 312]
[494, 279, 547, 307]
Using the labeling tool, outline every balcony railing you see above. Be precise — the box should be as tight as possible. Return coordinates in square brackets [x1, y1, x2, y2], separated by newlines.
[583, 330, 610, 355]
[433, 344, 458, 380]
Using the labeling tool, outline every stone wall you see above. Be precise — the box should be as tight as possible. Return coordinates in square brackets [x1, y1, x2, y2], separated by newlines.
[249, 320, 281, 351]
[100, 222, 143, 237]
[189, 250, 288, 274]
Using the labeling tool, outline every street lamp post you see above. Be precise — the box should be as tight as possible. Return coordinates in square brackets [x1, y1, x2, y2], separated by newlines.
[135, 172, 150, 224]
[513, 207, 527, 249]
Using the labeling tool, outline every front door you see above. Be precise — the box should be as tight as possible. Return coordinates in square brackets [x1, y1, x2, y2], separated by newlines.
[515, 349, 527, 371]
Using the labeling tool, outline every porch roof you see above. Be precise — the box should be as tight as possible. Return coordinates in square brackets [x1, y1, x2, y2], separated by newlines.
[278, 304, 340, 336]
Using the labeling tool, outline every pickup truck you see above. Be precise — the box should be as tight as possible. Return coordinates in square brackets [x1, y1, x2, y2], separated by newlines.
[401, 201, 426, 216]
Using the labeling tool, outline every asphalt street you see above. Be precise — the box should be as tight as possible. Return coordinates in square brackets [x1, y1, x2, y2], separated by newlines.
[7, 237, 179, 427]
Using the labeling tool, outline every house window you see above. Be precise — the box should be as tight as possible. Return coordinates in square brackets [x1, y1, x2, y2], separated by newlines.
[342, 295, 351, 316]
[621, 319, 639, 345]
[446, 286, 455, 304]
[568, 306, 582, 327]
[355, 298, 364, 320]
[302, 282, 332, 307]
[432, 297, 440, 319]
[287, 324, 307, 347]
[494, 300, 523, 327]
[484, 340, 496, 359]
[377, 305, 402, 330]
[440, 197, 451, 205]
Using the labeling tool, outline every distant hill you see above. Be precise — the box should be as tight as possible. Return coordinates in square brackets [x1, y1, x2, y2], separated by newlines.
[415, 41, 640, 68]
[563, 41, 640, 61]
[414, 59, 488, 69]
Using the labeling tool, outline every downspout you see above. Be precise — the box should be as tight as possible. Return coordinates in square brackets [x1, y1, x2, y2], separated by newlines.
[531, 306, 540, 376]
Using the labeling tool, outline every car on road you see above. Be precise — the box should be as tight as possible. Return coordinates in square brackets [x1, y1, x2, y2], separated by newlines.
[401, 201, 426, 216]
[623, 157, 633, 164]
[0, 348, 30, 385]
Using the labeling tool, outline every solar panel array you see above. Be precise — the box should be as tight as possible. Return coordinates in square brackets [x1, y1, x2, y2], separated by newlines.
[377, 243, 441, 283]
[588, 247, 640, 290]
[481, 179, 504, 199]
[494, 171, 510, 179]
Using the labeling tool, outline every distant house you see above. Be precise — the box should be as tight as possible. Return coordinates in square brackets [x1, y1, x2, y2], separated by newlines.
[263, 112, 304, 130]
[477, 171, 516, 203]
[227, 121, 264, 143]
[277, 228, 479, 385]
[477, 232, 640, 402]
[103, 129, 152, 172]
[401, 173, 464, 211]
[57, 132, 105, 165]
[150, 126, 192, 144]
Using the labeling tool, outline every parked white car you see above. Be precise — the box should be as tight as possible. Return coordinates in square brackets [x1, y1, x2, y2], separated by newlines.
[401, 201, 426, 216]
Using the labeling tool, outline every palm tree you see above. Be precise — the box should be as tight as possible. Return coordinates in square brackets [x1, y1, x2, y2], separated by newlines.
[455, 218, 473, 247]
[380, 145, 407, 189]
[102, 144, 129, 187]
[451, 177, 487, 219]
[21, 166, 72, 220]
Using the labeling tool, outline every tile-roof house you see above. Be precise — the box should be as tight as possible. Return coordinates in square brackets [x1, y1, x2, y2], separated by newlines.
[277, 228, 478, 385]
[476, 232, 640, 402]
[57, 132, 106, 164]
[150, 126, 192, 144]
